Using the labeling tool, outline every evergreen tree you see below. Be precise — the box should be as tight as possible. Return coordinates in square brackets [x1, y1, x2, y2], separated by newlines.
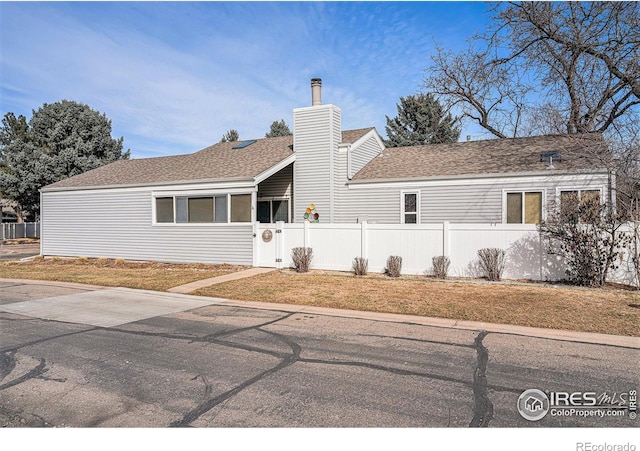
[220, 129, 239, 142]
[265, 119, 292, 138]
[384, 93, 460, 147]
[0, 100, 129, 220]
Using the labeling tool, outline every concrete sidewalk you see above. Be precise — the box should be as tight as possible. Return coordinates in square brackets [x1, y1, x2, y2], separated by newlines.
[167, 267, 276, 294]
[2, 277, 638, 349]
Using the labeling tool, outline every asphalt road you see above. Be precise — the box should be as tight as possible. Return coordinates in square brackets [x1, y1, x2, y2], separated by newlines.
[0, 244, 40, 260]
[0, 280, 638, 428]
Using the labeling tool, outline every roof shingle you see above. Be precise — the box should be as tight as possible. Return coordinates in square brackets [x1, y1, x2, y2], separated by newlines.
[352, 133, 608, 181]
[46, 129, 374, 190]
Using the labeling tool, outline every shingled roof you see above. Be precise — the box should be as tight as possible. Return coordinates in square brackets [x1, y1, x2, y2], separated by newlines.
[351, 133, 609, 182]
[45, 128, 372, 190]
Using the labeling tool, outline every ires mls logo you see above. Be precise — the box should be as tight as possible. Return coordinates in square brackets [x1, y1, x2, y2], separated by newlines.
[517, 389, 638, 421]
[517, 389, 550, 421]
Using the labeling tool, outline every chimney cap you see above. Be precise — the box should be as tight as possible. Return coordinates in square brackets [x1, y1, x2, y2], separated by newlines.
[311, 78, 322, 106]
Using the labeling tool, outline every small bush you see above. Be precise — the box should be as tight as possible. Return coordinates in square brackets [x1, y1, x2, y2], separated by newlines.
[50, 256, 60, 262]
[477, 248, 505, 281]
[432, 255, 450, 279]
[352, 257, 368, 276]
[291, 247, 313, 273]
[33, 255, 44, 261]
[77, 256, 88, 263]
[385, 255, 402, 278]
[96, 257, 109, 266]
[114, 258, 126, 266]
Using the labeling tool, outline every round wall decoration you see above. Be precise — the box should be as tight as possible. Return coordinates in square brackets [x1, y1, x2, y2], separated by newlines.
[262, 229, 273, 242]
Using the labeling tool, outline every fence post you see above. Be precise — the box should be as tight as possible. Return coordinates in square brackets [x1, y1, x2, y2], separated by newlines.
[442, 221, 450, 257]
[361, 221, 368, 259]
[252, 222, 259, 267]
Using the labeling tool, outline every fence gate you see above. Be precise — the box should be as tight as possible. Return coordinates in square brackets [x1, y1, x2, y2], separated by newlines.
[256, 221, 285, 268]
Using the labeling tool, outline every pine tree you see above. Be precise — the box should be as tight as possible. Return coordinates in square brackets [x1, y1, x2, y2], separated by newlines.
[384, 93, 460, 147]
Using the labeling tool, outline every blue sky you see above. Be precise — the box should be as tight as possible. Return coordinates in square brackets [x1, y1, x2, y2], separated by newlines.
[0, 1, 491, 158]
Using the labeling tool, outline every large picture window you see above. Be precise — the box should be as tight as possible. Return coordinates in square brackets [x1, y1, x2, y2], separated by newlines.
[154, 193, 248, 224]
[505, 191, 542, 224]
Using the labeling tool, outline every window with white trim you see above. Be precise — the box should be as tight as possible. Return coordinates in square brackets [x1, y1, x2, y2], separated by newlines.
[401, 192, 419, 224]
[505, 191, 543, 224]
[154, 194, 248, 224]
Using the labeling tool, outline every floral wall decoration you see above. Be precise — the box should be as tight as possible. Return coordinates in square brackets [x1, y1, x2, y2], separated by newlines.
[303, 203, 320, 223]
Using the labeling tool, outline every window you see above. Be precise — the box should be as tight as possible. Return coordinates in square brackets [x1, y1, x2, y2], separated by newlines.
[230, 194, 251, 222]
[154, 193, 242, 224]
[257, 199, 290, 223]
[214, 195, 227, 223]
[176, 197, 214, 223]
[155, 197, 174, 223]
[560, 189, 601, 223]
[506, 191, 542, 224]
[401, 192, 418, 224]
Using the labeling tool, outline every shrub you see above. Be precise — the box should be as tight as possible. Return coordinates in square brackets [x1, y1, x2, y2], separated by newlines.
[477, 248, 505, 281]
[114, 258, 126, 266]
[385, 255, 402, 278]
[539, 193, 630, 287]
[291, 247, 313, 273]
[352, 257, 368, 276]
[432, 255, 450, 279]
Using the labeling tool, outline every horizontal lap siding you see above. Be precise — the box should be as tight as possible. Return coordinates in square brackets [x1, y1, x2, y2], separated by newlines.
[293, 105, 340, 223]
[350, 134, 382, 177]
[41, 189, 253, 265]
[337, 173, 610, 224]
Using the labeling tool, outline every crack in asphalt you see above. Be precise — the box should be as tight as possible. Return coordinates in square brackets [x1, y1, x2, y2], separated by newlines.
[0, 358, 48, 391]
[0, 351, 17, 381]
[469, 331, 493, 427]
[169, 323, 301, 427]
[1, 305, 517, 426]
[0, 328, 97, 354]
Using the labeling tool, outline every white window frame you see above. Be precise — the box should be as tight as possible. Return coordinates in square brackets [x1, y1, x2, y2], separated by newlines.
[400, 190, 420, 224]
[502, 189, 546, 224]
[151, 189, 255, 226]
[257, 197, 291, 223]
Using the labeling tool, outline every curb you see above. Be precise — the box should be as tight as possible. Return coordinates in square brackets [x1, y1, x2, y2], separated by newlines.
[216, 299, 640, 349]
[1, 277, 638, 349]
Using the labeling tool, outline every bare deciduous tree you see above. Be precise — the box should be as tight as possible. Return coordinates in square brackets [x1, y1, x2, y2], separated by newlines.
[426, 2, 640, 139]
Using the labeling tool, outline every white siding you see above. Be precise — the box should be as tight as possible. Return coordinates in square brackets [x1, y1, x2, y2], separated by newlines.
[41, 188, 254, 265]
[258, 164, 293, 199]
[335, 173, 610, 224]
[349, 133, 383, 178]
[293, 104, 341, 223]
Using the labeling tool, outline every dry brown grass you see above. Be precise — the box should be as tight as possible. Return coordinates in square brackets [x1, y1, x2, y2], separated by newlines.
[194, 270, 640, 337]
[0, 258, 246, 292]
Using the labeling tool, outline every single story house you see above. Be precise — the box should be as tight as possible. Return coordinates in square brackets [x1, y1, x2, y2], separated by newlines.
[40, 79, 613, 266]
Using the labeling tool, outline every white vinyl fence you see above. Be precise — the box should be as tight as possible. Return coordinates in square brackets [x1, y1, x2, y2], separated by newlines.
[1, 222, 40, 240]
[255, 221, 639, 284]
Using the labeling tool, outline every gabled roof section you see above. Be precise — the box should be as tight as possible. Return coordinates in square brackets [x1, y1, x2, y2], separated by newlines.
[341, 127, 375, 144]
[351, 133, 609, 182]
[45, 129, 373, 190]
[45, 135, 295, 190]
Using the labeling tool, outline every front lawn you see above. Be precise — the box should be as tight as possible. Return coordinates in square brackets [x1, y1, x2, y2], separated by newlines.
[194, 270, 640, 337]
[0, 258, 246, 292]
